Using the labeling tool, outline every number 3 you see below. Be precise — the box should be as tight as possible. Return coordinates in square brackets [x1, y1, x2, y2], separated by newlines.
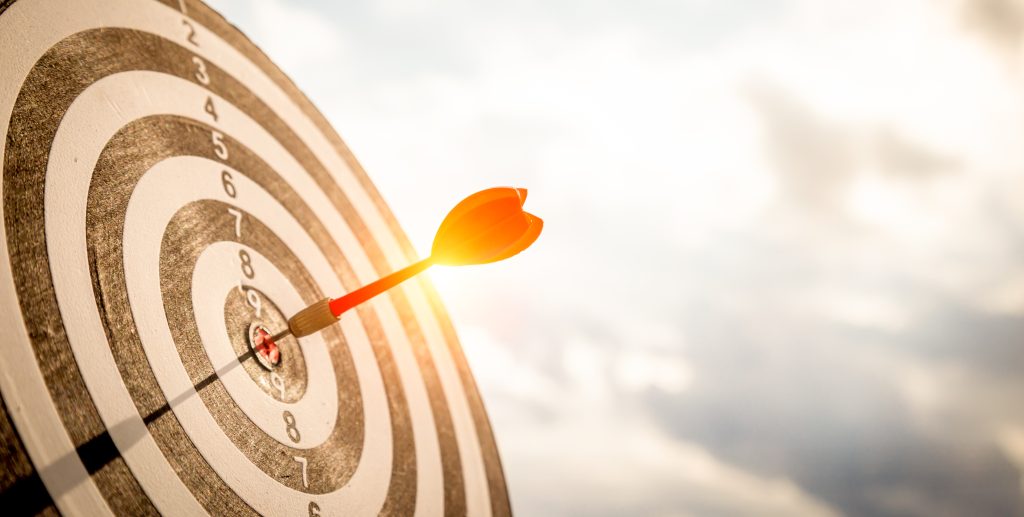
[192, 55, 210, 85]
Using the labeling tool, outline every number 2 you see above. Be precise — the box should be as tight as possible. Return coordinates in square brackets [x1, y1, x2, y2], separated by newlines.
[182, 19, 198, 46]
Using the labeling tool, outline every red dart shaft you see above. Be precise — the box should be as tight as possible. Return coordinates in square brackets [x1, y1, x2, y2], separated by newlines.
[282, 257, 435, 339]
[329, 257, 433, 316]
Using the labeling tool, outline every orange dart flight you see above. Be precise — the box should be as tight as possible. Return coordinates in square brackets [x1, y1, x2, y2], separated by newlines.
[276, 187, 542, 341]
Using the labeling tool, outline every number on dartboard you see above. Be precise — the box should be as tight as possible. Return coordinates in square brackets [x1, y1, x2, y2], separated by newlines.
[221, 170, 237, 198]
[308, 502, 321, 517]
[239, 249, 255, 279]
[182, 19, 198, 46]
[192, 55, 210, 85]
[283, 410, 301, 443]
[244, 288, 262, 317]
[293, 456, 310, 488]
[270, 371, 286, 398]
[204, 96, 218, 122]
[211, 130, 228, 160]
[227, 206, 242, 237]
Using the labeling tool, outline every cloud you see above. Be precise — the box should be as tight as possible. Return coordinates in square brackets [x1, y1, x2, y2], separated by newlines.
[873, 129, 959, 178]
[959, 0, 1024, 53]
[463, 326, 839, 517]
[642, 295, 1024, 516]
[744, 81, 961, 218]
[210, 0, 1024, 515]
[744, 81, 858, 212]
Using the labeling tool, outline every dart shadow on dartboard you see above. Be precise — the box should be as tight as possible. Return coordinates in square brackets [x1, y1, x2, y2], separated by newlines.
[1, 348, 260, 515]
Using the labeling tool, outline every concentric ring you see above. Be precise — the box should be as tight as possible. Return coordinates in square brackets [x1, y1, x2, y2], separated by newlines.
[0, 0, 510, 515]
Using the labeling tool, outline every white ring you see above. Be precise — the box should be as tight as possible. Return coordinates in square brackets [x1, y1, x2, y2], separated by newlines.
[0, 1, 487, 515]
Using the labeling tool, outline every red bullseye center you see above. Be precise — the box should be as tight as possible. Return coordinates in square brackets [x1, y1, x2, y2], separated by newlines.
[250, 325, 281, 369]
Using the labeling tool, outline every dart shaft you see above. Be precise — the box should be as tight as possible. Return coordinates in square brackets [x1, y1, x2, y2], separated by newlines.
[269, 329, 292, 342]
[328, 258, 433, 317]
[285, 258, 434, 338]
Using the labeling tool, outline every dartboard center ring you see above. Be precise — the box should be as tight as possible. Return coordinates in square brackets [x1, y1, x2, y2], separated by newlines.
[224, 284, 308, 403]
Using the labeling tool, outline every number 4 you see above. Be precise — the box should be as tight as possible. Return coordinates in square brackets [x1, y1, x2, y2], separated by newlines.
[204, 96, 218, 122]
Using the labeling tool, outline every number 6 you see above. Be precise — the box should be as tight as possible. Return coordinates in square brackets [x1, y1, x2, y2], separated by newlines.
[221, 170, 236, 198]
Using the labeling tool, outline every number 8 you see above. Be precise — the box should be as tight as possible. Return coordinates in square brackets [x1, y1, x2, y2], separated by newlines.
[239, 249, 254, 279]
[283, 411, 300, 443]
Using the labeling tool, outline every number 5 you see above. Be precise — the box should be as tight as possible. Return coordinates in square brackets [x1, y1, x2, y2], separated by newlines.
[211, 130, 228, 160]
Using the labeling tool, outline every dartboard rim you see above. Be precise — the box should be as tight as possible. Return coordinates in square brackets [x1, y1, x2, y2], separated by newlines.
[0, 1, 511, 515]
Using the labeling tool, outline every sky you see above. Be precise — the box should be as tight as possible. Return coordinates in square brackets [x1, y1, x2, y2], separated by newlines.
[208, 0, 1024, 515]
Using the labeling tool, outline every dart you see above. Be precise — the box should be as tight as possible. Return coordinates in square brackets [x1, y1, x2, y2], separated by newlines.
[271, 187, 542, 342]
[2, 2, 531, 509]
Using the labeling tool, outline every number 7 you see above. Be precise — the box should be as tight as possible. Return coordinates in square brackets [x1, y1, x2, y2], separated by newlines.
[293, 456, 309, 488]
[227, 207, 242, 237]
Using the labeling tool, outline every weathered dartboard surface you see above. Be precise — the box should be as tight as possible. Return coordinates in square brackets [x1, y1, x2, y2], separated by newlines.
[0, 0, 511, 515]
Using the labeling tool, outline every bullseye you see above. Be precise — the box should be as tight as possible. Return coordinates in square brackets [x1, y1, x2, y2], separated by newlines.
[249, 324, 281, 370]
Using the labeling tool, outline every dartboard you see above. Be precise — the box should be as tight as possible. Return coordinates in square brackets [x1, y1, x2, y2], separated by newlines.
[0, 0, 511, 515]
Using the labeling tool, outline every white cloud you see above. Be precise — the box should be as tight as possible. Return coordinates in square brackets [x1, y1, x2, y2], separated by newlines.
[212, 0, 1024, 513]
[615, 350, 693, 394]
[997, 426, 1024, 497]
[462, 325, 836, 516]
[207, 0, 349, 110]
[502, 417, 839, 517]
